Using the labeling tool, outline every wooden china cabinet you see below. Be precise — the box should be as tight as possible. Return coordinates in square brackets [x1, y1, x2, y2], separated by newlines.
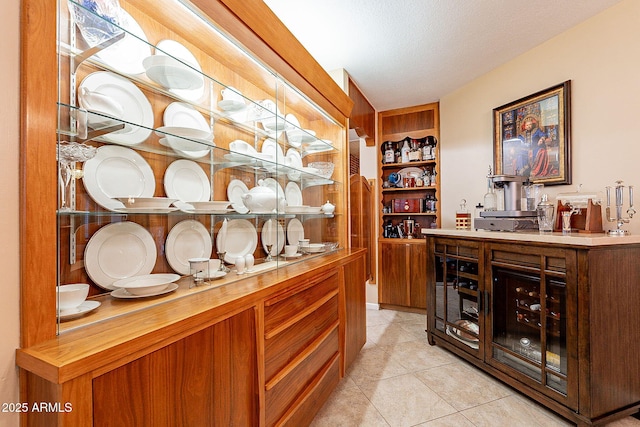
[18, 0, 367, 425]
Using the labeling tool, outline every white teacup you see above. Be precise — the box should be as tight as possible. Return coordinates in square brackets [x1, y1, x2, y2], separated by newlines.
[298, 239, 310, 253]
[284, 244, 298, 256]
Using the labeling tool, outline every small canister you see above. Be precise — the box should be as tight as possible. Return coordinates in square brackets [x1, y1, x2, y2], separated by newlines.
[536, 194, 555, 233]
[455, 199, 471, 230]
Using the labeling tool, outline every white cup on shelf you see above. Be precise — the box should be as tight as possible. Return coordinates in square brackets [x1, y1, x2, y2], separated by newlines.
[284, 245, 298, 256]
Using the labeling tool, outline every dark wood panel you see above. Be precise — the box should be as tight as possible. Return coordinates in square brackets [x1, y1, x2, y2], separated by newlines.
[381, 109, 434, 136]
[348, 78, 375, 145]
[379, 242, 408, 306]
[343, 256, 367, 370]
[587, 247, 640, 417]
[410, 243, 428, 309]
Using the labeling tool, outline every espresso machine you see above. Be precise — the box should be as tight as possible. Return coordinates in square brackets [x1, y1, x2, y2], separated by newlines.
[475, 175, 539, 231]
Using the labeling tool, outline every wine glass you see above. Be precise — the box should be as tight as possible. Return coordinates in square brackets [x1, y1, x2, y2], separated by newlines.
[57, 141, 96, 211]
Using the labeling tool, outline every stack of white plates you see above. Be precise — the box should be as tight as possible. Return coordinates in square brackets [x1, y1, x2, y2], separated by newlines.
[160, 102, 213, 158]
[112, 273, 180, 297]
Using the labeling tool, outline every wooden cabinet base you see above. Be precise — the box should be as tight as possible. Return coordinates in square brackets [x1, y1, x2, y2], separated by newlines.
[426, 233, 640, 426]
[17, 250, 366, 426]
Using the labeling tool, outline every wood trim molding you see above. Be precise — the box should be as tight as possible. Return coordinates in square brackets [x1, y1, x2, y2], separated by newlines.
[197, 0, 354, 120]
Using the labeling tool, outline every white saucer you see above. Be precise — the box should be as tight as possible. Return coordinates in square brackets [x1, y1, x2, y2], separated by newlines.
[113, 207, 179, 214]
[281, 253, 302, 258]
[58, 300, 101, 320]
[111, 283, 179, 299]
[208, 270, 227, 279]
[218, 99, 246, 111]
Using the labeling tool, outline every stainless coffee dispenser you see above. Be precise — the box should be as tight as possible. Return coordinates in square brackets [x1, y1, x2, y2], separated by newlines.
[475, 175, 539, 231]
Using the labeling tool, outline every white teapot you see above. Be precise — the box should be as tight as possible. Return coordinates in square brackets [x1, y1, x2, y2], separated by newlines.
[321, 200, 335, 214]
[241, 180, 284, 213]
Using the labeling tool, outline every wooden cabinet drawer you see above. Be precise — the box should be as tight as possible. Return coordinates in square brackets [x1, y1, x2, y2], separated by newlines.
[278, 352, 340, 427]
[265, 326, 339, 427]
[491, 245, 567, 273]
[265, 294, 338, 382]
[264, 269, 339, 336]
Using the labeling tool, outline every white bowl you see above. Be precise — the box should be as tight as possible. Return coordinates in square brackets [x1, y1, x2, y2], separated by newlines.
[229, 140, 257, 155]
[188, 201, 231, 210]
[116, 197, 177, 209]
[306, 243, 325, 253]
[143, 55, 204, 90]
[112, 273, 179, 296]
[57, 284, 90, 311]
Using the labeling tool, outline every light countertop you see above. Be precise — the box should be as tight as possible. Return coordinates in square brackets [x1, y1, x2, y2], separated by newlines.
[420, 228, 640, 246]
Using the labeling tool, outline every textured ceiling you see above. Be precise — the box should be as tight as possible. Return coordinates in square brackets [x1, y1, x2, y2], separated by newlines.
[264, 0, 622, 111]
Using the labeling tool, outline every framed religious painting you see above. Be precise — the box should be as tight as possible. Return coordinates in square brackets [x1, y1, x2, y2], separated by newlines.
[493, 81, 571, 185]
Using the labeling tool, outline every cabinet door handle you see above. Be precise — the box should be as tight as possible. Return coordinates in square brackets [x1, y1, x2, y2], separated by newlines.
[477, 289, 483, 312]
[484, 290, 490, 315]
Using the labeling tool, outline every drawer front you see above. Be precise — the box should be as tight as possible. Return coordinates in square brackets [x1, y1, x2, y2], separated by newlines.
[265, 327, 339, 427]
[264, 270, 339, 335]
[265, 294, 339, 381]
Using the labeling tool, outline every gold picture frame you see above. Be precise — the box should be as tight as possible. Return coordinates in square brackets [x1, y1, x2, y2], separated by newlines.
[493, 81, 571, 185]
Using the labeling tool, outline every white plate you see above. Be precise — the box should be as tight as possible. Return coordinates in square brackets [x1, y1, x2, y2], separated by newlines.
[284, 205, 309, 214]
[285, 148, 302, 181]
[158, 138, 210, 159]
[143, 55, 203, 90]
[156, 126, 213, 157]
[83, 145, 155, 211]
[58, 300, 101, 321]
[164, 102, 212, 131]
[95, 10, 151, 75]
[164, 159, 211, 205]
[227, 179, 250, 214]
[285, 182, 303, 207]
[216, 219, 257, 264]
[165, 220, 213, 275]
[155, 39, 204, 101]
[261, 219, 285, 256]
[79, 72, 153, 145]
[287, 218, 305, 245]
[284, 114, 302, 146]
[261, 138, 285, 166]
[111, 283, 179, 299]
[84, 221, 157, 290]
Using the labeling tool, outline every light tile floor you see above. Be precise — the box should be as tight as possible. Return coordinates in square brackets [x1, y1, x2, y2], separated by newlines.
[311, 308, 640, 427]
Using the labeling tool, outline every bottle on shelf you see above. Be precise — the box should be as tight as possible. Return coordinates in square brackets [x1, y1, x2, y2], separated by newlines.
[483, 165, 497, 211]
[383, 141, 395, 164]
[409, 138, 422, 162]
[400, 139, 410, 163]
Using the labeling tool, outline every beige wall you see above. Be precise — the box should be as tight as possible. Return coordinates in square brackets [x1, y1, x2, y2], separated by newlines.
[440, 0, 640, 233]
[0, 0, 21, 426]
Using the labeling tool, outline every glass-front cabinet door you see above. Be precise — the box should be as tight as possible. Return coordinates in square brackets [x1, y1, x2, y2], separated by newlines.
[429, 238, 483, 358]
[55, 0, 346, 332]
[486, 244, 578, 409]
